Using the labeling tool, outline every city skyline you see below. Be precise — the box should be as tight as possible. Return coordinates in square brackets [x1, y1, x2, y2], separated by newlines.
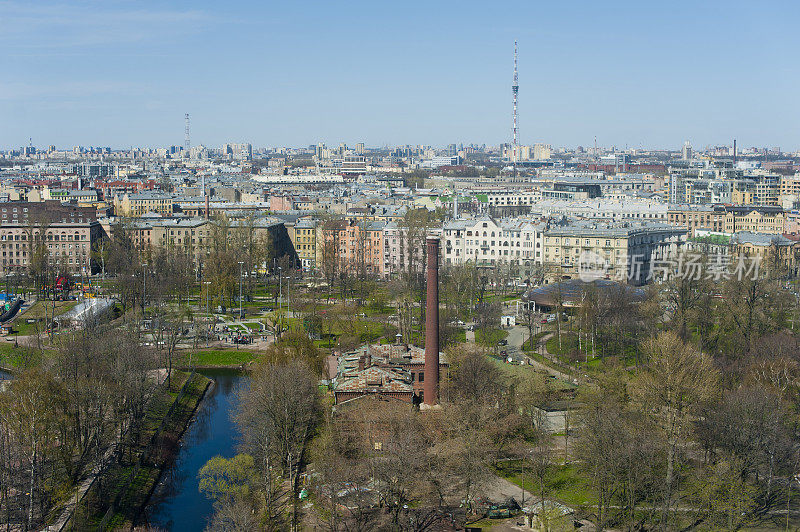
[2, 0, 799, 150]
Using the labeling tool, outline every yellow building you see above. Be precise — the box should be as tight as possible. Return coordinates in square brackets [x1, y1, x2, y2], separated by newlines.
[115, 192, 174, 217]
[724, 206, 786, 234]
[292, 219, 317, 271]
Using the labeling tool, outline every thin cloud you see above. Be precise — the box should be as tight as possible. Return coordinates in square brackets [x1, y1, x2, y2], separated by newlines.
[0, 1, 213, 49]
[0, 80, 150, 101]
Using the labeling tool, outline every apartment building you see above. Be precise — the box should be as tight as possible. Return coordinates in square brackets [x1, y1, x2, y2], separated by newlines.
[730, 232, 799, 278]
[0, 202, 103, 275]
[532, 198, 667, 222]
[115, 192, 174, 217]
[316, 218, 385, 277]
[724, 206, 785, 234]
[542, 222, 686, 284]
[668, 204, 785, 236]
[125, 215, 297, 268]
[667, 205, 728, 236]
[129, 218, 208, 255]
[779, 176, 800, 197]
[441, 216, 545, 280]
[293, 219, 317, 271]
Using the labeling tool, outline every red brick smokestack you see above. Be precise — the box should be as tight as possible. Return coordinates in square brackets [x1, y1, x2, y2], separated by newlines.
[423, 236, 440, 407]
[205, 194, 210, 219]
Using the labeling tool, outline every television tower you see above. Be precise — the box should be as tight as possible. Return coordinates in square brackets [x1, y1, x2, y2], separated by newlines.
[184, 113, 190, 158]
[512, 40, 519, 177]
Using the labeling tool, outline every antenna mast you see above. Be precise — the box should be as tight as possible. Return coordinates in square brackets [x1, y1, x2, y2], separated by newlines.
[184, 113, 190, 158]
[512, 40, 519, 178]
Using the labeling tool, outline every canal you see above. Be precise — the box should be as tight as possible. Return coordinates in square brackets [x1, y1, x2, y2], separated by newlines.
[143, 369, 248, 530]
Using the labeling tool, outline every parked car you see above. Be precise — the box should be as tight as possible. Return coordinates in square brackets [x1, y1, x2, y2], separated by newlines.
[498, 339, 508, 346]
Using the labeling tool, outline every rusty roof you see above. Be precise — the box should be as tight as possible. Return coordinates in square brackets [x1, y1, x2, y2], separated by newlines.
[334, 366, 413, 394]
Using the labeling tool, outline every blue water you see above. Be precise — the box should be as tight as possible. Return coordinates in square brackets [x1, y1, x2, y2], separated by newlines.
[144, 370, 247, 531]
[0, 370, 11, 380]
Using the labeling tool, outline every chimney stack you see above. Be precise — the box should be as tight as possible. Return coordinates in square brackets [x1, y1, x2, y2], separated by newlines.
[423, 236, 440, 407]
[205, 194, 210, 219]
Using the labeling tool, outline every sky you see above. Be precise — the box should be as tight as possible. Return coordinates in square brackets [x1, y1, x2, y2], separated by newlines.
[1, 0, 799, 151]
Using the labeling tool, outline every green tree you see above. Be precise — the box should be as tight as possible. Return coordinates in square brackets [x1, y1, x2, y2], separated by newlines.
[198, 454, 257, 501]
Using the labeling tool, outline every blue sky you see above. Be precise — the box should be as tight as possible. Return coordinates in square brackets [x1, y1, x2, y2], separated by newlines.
[1, 0, 798, 151]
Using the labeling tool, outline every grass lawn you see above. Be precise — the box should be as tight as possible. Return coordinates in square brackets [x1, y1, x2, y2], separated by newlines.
[495, 461, 595, 507]
[0, 342, 40, 369]
[451, 329, 467, 344]
[8, 300, 78, 336]
[490, 357, 575, 390]
[179, 349, 258, 367]
[20, 300, 77, 320]
[490, 357, 539, 380]
[545, 332, 580, 357]
[476, 327, 508, 346]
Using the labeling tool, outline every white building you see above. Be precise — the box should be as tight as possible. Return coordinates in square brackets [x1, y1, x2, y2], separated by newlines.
[441, 216, 545, 280]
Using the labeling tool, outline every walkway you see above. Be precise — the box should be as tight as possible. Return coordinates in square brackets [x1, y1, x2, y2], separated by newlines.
[504, 325, 574, 383]
[43, 370, 169, 531]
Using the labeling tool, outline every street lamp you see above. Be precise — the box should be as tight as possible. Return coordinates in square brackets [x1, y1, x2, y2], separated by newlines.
[142, 262, 148, 316]
[520, 448, 534, 510]
[278, 266, 282, 315]
[238, 261, 244, 321]
[204, 281, 211, 346]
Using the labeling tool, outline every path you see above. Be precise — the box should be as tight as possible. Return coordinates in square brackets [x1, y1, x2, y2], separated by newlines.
[479, 473, 535, 504]
[44, 370, 170, 531]
[504, 326, 574, 383]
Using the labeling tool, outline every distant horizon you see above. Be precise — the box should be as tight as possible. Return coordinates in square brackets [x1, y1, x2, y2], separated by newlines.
[0, 141, 788, 155]
[2, 0, 798, 150]
[0, 140, 786, 154]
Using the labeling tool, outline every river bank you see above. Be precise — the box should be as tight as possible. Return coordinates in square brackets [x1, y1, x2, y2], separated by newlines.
[63, 371, 211, 530]
[143, 369, 247, 530]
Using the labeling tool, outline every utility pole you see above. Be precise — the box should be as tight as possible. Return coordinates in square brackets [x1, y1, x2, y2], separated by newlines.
[512, 40, 519, 179]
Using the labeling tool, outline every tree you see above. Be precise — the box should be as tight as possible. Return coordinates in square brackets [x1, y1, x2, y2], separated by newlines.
[635, 331, 719, 526]
[718, 274, 788, 356]
[318, 217, 344, 302]
[443, 404, 496, 514]
[694, 387, 793, 505]
[234, 360, 321, 530]
[444, 345, 504, 405]
[198, 454, 258, 501]
[0, 369, 64, 529]
[576, 383, 663, 529]
[690, 459, 758, 531]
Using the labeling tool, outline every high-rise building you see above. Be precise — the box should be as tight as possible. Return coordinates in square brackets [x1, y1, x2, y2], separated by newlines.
[682, 140, 693, 161]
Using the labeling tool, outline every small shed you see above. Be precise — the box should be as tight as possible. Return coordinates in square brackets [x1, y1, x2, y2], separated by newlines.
[501, 315, 516, 328]
[522, 501, 575, 531]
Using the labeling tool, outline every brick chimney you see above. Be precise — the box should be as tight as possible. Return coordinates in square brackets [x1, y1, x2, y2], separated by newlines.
[423, 236, 440, 407]
[205, 194, 210, 219]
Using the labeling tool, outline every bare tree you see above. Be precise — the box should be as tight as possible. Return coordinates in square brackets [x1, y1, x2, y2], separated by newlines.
[635, 331, 719, 526]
